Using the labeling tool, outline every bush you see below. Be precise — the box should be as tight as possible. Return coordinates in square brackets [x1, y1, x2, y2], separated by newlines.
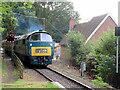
[96, 55, 116, 80]
[66, 31, 90, 66]
[92, 30, 120, 88]
[92, 75, 109, 88]
[95, 30, 116, 55]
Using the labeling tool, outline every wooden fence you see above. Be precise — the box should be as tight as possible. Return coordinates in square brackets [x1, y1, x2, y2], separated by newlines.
[12, 53, 24, 79]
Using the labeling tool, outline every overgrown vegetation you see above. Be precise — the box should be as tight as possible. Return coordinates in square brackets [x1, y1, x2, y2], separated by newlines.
[66, 31, 90, 66]
[66, 30, 120, 88]
[92, 75, 109, 88]
[87, 30, 120, 88]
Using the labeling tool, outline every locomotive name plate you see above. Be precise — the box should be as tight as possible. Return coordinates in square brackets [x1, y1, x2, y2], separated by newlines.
[31, 47, 51, 56]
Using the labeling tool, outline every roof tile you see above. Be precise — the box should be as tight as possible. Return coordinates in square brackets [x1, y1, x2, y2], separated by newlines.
[74, 14, 108, 40]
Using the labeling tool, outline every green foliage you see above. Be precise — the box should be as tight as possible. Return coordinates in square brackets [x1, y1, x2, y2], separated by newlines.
[1, 2, 79, 42]
[1, 2, 35, 39]
[92, 79, 109, 88]
[2, 80, 59, 88]
[90, 30, 120, 88]
[2, 60, 8, 78]
[92, 75, 109, 88]
[94, 30, 118, 76]
[2, 3, 18, 29]
[66, 31, 90, 66]
[95, 30, 116, 55]
[13, 2, 35, 16]
[34, 2, 80, 42]
[1, 2, 17, 39]
[96, 55, 116, 80]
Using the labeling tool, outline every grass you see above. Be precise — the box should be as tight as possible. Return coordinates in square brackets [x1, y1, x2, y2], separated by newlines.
[92, 76, 109, 88]
[2, 60, 8, 78]
[92, 79, 109, 88]
[2, 79, 59, 88]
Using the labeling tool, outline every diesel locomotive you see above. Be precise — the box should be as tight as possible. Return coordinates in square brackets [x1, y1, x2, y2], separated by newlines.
[3, 30, 54, 66]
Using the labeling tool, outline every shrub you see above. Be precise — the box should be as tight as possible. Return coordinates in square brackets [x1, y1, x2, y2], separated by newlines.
[96, 55, 116, 80]
[95, 30, 116, 56]
[66, 31, 90, 66]
[92, 30, 120, 88]
[92, 75, 109, 88]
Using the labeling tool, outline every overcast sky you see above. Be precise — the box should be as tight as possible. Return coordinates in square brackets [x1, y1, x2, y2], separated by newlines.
[70, 0, 119, 23]
[3, 0, 119, 23]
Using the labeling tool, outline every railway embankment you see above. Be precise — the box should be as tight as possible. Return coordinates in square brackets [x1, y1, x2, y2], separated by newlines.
[1, 54, 59, 89]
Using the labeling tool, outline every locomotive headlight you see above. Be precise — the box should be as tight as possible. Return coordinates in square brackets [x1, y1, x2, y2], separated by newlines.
[50, 43, 53, 46]
[42, 49, 47, 53]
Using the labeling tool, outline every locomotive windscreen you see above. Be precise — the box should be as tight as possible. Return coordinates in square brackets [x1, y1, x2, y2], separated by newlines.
[29, 33, 52, 42]
[41, 33, 52, 42]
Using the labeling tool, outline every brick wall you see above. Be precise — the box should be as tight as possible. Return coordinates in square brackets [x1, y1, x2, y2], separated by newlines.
[91, 16, 117, 41]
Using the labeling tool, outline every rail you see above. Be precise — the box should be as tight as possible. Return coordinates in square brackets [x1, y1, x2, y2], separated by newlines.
[47, 67, 93, 90]
[12, 53, 24, 79]
[34, 68, 93, 89]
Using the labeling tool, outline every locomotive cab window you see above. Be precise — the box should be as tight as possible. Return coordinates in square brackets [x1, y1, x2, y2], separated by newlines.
[41, 33, 52, 42]
[29, 33, 52, 42]
[30, 33, 40, 41]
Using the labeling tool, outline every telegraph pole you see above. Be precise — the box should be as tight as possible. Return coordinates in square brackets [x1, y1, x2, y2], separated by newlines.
[115, 2, 120, 73]
[116, 36, 119, 73]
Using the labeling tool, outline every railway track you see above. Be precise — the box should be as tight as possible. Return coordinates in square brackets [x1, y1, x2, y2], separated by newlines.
[33, 67, 93, 89]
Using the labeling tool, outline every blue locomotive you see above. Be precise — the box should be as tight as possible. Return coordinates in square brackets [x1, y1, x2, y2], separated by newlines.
[3, 30, 54, 66]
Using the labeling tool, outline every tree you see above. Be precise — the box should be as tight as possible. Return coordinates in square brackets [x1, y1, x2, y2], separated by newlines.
[12, 2, 36, 35]
[0, 0, 4, 32]
[34, 2, 80, 42]
[1, 2, 18, 39]
[1, 2, 34, 38]
[66, 31, 90, 66]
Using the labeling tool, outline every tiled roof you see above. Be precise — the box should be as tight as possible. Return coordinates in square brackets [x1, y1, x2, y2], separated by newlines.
[74, 14, 108, 40]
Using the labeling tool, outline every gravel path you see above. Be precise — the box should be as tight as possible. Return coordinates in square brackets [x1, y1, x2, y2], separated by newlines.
[23, 69, 49, 82]
[2, 54, 18, 83]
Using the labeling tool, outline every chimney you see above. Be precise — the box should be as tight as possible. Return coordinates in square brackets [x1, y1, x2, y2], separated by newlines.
[69, 18, 76, 30]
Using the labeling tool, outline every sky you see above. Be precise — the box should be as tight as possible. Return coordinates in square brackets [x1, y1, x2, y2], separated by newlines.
[3, 0, 120, 24]
[70, 0, 120, 23]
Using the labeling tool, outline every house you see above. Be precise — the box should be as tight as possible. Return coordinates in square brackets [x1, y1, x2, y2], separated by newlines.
[61, 14, 117, 45]
[73, 13, 117, 44]
[59, 13, 117, 61]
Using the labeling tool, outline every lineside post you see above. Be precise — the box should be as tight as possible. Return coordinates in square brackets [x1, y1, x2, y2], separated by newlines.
[116, 36, 119, 73]
[115, 27, 120, 73]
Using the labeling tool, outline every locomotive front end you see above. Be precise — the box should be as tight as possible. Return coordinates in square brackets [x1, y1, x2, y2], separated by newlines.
[28, 32, 54, 66]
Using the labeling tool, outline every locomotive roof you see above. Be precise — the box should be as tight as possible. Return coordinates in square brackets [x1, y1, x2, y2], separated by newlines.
[15, 30, 48, 40]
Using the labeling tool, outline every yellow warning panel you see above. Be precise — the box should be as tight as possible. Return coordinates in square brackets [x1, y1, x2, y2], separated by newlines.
[31, 47, 51, 56]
